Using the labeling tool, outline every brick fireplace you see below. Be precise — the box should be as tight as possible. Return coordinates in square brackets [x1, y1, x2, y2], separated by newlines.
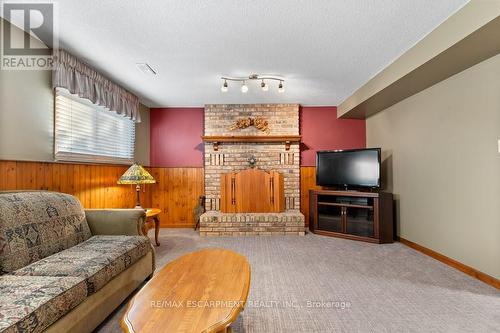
[199, 104, 305, 236]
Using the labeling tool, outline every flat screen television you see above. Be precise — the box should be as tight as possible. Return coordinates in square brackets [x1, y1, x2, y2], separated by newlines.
[316, 148, 381, 189]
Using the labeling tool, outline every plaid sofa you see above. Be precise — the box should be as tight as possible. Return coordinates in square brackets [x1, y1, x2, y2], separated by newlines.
[0, 191, 155, 333]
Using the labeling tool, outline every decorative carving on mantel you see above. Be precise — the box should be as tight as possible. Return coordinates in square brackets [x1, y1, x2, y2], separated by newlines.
[229, 117, 270, 133]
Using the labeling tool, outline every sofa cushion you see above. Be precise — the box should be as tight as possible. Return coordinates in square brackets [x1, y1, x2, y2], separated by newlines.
[0, 275, 87, 333]
[13, 235, 151, 295]
[0, 191, 92, 274]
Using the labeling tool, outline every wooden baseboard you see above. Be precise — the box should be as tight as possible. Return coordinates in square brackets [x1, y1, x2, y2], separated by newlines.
[398, 237, 500, 290]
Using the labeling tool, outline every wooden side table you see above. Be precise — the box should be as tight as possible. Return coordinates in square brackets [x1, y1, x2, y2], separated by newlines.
[143, 208, 161, 246]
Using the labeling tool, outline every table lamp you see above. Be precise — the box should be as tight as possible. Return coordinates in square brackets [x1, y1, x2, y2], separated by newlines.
[118, 163, 156, 208]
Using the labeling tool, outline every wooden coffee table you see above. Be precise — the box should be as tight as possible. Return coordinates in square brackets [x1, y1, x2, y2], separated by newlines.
[121, 249, 251, 333]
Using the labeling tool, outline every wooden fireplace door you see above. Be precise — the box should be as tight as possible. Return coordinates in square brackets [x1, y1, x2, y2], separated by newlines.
[220, 168, 284, 213]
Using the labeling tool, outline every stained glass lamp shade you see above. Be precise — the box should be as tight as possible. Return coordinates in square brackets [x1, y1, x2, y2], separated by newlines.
[117, 163, 156, 208]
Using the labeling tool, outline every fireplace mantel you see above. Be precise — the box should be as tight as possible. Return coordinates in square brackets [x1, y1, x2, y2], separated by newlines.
[202, 135, 301, 151]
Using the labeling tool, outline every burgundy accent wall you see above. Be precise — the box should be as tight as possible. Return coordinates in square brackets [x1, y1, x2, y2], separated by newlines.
[150, 108, 204, 167]
[300, 106, 366, 166]
[150, 106, 365, 167]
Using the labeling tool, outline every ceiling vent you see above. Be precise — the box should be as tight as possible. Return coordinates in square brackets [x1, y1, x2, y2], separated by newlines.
[136, 63, 157, 75]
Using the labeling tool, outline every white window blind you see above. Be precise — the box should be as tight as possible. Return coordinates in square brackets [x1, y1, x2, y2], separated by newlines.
[55, 89, 135, 164]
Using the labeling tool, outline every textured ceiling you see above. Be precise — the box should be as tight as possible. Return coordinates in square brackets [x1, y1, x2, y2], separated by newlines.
[48, 0, 468, 106]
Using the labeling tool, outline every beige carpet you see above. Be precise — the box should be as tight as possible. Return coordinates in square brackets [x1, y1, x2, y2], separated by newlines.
[96, 229, 500, 333]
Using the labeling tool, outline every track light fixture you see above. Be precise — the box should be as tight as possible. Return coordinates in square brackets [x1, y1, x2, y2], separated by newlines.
[220, 74, 285, 93]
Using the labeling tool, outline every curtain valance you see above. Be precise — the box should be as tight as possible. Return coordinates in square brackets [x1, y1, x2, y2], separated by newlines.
[52, 49, 140, 122]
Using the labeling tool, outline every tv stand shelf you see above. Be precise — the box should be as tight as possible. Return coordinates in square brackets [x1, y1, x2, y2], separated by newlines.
[317, 202, 373, 210]
[310, 189, 393, 244]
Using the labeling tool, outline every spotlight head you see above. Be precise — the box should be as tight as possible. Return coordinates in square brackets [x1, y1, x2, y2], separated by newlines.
[221, 80, 228, 92]
[241, 81, 248, 93]
[278, 81, 285, 93]
[261, 80, 269, 92]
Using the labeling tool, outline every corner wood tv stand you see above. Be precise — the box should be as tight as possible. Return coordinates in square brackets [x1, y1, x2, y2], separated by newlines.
[309, 189, 394, 244]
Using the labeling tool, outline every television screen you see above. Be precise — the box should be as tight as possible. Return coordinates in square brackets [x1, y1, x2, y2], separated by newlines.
[316, 148, 381, 188]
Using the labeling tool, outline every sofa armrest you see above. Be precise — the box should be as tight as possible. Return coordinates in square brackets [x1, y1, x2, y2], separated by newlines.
[85, 209, 146, 236]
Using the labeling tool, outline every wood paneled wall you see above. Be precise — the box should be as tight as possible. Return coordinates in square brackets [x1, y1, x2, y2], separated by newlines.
[0, 161, 204, 228]
[0, 160, 315, 228]
[300, 166, 320, 227]
[0, 161, 139, 208]
[149, 167, 204, 228]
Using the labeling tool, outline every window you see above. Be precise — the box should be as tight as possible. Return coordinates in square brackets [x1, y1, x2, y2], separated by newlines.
[55, 88, 135, 164]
